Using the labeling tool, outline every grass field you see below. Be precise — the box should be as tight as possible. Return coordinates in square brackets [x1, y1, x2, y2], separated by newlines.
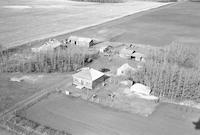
[25, 93, 200, 135]
[0, 73, 72, 113]
[67, 1, 200, 46]
[0, 0, 168, 49]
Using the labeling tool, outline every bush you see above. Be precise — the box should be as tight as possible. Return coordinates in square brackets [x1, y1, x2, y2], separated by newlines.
[134, 43, 200, 102]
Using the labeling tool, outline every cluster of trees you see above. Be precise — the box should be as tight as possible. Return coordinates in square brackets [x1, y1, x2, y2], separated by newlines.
[134, 43, 200, 102]
[4, 114, 71, 135]
[0, 46, 98, 73]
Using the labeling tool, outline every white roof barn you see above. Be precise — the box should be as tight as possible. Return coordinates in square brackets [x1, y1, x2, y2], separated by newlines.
[130, 83, 151, 95]
[117, 63, 136, 76]
[72, 68, 104, 89]
[67, 36, 95, 47]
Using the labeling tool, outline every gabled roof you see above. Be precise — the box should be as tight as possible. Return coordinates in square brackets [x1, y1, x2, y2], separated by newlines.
[73, 68, 104, 81]
[130, 83, 151, 95]
[118, 63, 135, 71]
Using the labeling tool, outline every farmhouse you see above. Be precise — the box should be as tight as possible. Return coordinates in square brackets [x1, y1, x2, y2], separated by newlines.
[72, 68, 104, 89]
[117, 63, 136, 76]
[67, 36, 95, 47]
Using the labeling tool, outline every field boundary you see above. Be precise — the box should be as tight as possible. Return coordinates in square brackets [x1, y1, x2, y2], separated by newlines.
[4, 2, 173, 51]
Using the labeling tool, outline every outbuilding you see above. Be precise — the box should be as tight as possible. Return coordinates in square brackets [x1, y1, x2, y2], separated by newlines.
[72, 68, 104, 89]
[131, 52, 145, 62]
[117, 63, 136, 76]
[31, 39, 62, 52]
[119, 47, 135, 59]
[130, 83, 151, 95]
[67, 36, 95, 47]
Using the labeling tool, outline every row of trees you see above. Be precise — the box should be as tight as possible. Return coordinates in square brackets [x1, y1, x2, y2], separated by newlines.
[0, 46, 98, 73]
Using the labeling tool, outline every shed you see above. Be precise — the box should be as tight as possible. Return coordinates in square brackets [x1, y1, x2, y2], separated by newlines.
[31, 39, 61, 52]
[72, 68, 104, 89]
[117, 63, 136, 76]
[131, 52, 145, 62]
[99, 45, 113, 53]
[67, 36, 95, 47]
[130, 83, 151, 95]
[119, 47, 135, 59]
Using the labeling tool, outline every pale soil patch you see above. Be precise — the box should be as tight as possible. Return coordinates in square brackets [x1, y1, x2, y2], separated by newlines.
[0, 0, 169, 48]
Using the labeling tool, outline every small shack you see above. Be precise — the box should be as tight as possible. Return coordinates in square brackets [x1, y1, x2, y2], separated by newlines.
[31, 39, 62, 53]
[72, 68, 104, 89]
[99, 45, 113, 53]
[119, 47, 135, 59]
[117, 63, 136, 76]
[67, 36, 95, 47]
[131, 52, 145, 62]
[130, 83, 151, 95]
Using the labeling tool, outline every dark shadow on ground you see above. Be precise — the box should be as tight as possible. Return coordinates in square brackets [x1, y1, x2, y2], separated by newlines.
[193, 118, 200, 130]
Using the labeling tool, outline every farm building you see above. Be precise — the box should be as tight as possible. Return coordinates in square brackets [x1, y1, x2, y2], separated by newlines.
[67, 36, 96, 47]
[117, 63, 136, 76]
[99, 45, 113, 53]
[72, 68, 105, 89]
[31, 39, 61, 52]
[131, 52, 145, 62]
[130, 83, 151, 95]
[119, 47, 135, 59]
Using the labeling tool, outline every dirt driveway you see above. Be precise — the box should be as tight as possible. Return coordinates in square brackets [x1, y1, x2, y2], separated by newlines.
[26, 94, 200, 135]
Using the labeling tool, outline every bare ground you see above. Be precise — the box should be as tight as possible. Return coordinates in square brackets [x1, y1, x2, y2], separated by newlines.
[25, 93, 200, 135]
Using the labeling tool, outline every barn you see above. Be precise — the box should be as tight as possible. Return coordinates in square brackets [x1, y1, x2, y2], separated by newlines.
[67, 36, 95, 47]
[117, 63, 136, 76]
[72, 68, 104, 89]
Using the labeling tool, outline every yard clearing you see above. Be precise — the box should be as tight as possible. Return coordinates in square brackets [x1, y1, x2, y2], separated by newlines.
[0, 0, 168, 49]
[25, 93, 200, 135]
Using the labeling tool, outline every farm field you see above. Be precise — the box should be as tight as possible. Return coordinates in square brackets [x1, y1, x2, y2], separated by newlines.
[68, 1, 200, 46]
[0, 73, 72, 113]
[0, 0, 168, 48]
[25, 93, 200, 135]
